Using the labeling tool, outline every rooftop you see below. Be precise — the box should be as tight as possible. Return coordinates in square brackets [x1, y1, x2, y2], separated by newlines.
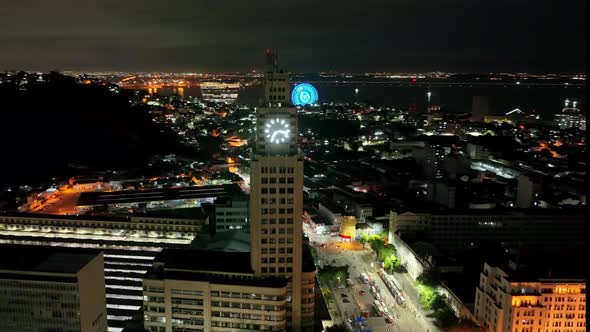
[191, 229, 250, 252]
[0, 245, 101, 283]
[154, 248, 253, 274]
[395, 207, 586, 216]
[77, 183, 242, 206]
[502, 253, 587, 282]
[149, 248, 287, 288]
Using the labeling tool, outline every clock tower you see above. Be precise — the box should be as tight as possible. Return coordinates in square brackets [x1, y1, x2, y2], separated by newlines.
[250, 50, 314, 331]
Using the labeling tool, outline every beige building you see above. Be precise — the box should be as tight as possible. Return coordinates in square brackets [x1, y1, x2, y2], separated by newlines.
[250, 50, 314, 331]
[143, 249, 289, 332]
[474, 262, 586, 332]
[264, 49, 290, 107]
[143, 51, 315, 332]
[0, 245, 107, 332]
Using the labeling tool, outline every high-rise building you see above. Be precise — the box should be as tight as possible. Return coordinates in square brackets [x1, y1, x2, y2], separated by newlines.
[141, 51, 315, 332]
[471, 96, 491, 122]
[474, 261, 586, 332]
[427, 180, 456, 208]
[554, 102, 586, 130]
[264, 49, 290, 106]
[424, 142, 449, 179]
[0, 213, 206, 330]
[250, 50, 314, 331]
[515, 175, 542, 208]
[0, 245, 108, 332]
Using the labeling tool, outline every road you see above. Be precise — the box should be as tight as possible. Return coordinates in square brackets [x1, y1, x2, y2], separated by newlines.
[305, 223, 439, 332]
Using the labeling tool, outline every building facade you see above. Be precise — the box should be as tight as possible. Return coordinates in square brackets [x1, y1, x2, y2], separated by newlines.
[142, 51, 315, 332]
[389, 210, 585, 253]
[143, 250, 289, 332]
[554, 108, 586, 131]
[424, 142, 449, 179]
[0, 245, 107, 332]
[0, 213, 208, 331]
[250, 50, 314, 331]
[214, 195, 249, 232]
[474, 262, 586, 332]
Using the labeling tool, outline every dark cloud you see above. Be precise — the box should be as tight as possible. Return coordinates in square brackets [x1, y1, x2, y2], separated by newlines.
[0, 0, 585, 72]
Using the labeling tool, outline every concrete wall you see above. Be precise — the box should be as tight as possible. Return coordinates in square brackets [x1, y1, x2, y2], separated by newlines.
[389, 232, 430, 281]
[77, 253, 107, 332]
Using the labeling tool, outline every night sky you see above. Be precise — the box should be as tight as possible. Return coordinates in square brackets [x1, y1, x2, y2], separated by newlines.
[0, 0, 585, 73]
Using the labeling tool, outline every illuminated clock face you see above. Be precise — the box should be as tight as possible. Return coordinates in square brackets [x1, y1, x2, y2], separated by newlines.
[265, 118, 290, 144]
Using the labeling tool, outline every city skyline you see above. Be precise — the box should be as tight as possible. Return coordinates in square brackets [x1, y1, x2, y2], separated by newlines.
[0, 2, 586, 330]
[0, 0, 585, 73]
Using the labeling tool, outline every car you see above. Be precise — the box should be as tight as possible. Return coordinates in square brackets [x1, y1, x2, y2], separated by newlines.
[385, 316, 394, 324]
[359, 290, 366, 295]
[343, 298, 350, 303]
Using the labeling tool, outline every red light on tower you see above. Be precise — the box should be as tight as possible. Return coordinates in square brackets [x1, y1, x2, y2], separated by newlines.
[411, 77, 417, 83]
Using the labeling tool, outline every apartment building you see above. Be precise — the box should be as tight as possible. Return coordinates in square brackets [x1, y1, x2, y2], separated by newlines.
[474, 262, 586, 332]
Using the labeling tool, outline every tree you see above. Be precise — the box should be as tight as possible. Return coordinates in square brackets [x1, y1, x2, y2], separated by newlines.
[434, 305, 459, 328]
[368, 236, 385, 256]
[383, 254, 401, 273]
[379, 244, 396, 261]
[359, 233, 369, 249]
[326, 324, 349, 332]
[417, 269, 441, 287]
[318, 264, 350, 287]
[431, 294, 447, 311]
[418, 284, 437, 309]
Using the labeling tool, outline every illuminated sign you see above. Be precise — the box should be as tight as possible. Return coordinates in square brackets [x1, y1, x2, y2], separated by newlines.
[291, 83, 318, 106]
